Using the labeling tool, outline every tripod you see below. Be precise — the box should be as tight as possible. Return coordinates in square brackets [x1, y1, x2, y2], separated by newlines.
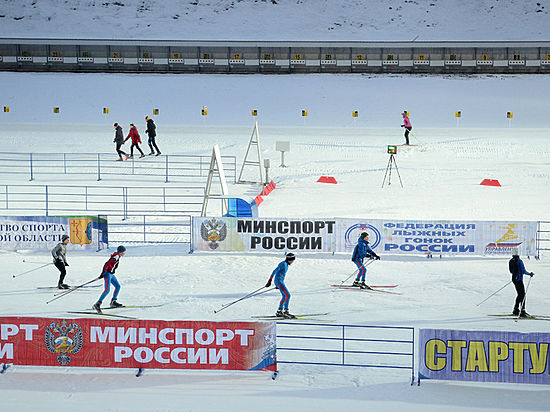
[382, 154, 403, 188]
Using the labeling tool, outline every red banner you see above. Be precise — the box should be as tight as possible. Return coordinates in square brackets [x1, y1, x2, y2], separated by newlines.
[0, 317, 276, 371]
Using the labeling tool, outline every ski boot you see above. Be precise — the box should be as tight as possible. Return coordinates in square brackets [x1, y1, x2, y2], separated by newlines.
[116, 157, 123, 161]
[360, 281, 373, 290]
[125, 154, 131, 160]
[519, 311, 531, 318]
[352, 279, 361, 287]
[58, 282, 70, 290]
[110, 298, 124, 308]
[155, 152, 162, 156]
[93, 301, 103, 314]
[283, 309, 297, 319]
[139, 154, 146, 158]
[275, 309, 285, 318]
[512, 308, 520, 316]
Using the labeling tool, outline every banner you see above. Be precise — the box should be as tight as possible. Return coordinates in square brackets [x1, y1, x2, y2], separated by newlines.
[192, 217, 538, 257]
[0, 317, 276, 371]
[0, 216, 108, 250]
[419, 329, 550, 385]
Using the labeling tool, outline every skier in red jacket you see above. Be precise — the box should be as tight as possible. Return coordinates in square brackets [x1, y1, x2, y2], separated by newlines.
[124, 124, 145, 158]
[93, 245, 126, 313]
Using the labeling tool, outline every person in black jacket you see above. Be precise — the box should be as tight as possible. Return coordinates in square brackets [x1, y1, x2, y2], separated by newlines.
[114, 123, 129, 161]
[145, 116, 161, 156]
[51, 234, 70, 289]
[509, 248, 534, 317]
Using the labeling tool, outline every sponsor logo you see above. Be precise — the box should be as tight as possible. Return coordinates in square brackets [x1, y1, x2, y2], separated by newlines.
[200, 218, 227, 250]
[45, 320, 83, 365]
[344, 223, 381, 250]
[485, 224, 522, 255]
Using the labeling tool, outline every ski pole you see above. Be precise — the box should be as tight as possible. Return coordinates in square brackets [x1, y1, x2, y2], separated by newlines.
[214, 286, 276, 314]
[46, 277, 100, 304]
[340, 259, 375, 285]
[13, 262, 53, 279]
[476, 280, 512, 306]
[517, 275, 533, 319]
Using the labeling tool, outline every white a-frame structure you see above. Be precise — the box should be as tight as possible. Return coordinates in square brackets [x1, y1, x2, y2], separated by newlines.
[237, 121, 264, 184]
[201, 144, 229, 216]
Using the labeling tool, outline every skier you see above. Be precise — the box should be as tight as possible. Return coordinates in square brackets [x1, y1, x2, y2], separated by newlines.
[509, 248, 534, 317]
[93, 245, 126, 313]
[113, 123, 129, 161]
[51, 234, 70, 289]
[124, 123, 145, 158]
[265, 252, 296, 319]
[401, 111, 412, 145]
[351, 232, 380, 289]
[145, 116, 161, 156]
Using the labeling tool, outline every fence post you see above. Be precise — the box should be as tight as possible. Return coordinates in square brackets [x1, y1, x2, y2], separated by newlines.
[29, 153, 34, 181]
[165, 155, 169, 183]
[341, 325, 345, 365]
[45, 185, 48, 216]
[63, 153, 67, 174]
[97, 154, 101, 181]
[411, 328, 415, 385]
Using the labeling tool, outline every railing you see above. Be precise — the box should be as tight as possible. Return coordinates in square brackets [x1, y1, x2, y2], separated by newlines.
[0, 184, 204, 218]
[107, 214, 191, 245]
[0, 152, 237, 184]
[276, 322, 415, 384]
[537, 221, 550, 259]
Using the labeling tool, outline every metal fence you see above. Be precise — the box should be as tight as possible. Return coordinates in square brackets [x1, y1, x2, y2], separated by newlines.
[276, 322, 415, 384]
[537, 221, 550, 258]
[0, 152, 237, 184]
[107, 214, 191, 245]
[0, 184, 204, 218]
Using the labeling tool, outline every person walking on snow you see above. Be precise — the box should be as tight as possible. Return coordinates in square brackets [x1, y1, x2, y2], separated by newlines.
[401, 111, 412, 145]
[509, 248, 534, 317]
[93, 245, 126, 313]
[113, 123, 130, 161]
[51, 234, 70, 289]
[124, 123, 145, 158]
[265, 252, 296, 319]
[145, 116, 161, 156]
[351, 232, 380, 289]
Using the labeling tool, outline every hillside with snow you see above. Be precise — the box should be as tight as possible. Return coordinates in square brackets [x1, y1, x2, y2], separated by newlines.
[0, 0, 549, 41]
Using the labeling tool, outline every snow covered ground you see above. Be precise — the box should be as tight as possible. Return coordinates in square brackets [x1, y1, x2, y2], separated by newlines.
[0, 0, 549, 41]
[1, 70, 550, 410]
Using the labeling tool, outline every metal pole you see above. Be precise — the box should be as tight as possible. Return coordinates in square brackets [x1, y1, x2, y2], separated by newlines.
[341, 325, 345, 365]
[163, 187, 166, 212]
[29, 153, 33, 181]
[63, 153, 67, 174]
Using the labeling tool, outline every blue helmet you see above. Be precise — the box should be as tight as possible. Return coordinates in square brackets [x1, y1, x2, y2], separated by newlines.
[117, 245, 126, 253]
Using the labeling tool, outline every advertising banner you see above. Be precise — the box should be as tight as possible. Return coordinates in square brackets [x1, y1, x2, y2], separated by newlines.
[419, 329, 550, 385]
[0, 216, 108, 250]
[0, 317, 276, 371]
[192, 217, 538, 257]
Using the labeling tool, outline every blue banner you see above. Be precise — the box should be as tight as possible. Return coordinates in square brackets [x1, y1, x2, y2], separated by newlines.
[419, 329, 550, 385]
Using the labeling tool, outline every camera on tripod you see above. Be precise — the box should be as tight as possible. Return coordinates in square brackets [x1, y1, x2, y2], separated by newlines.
[387, 145, 397, 155]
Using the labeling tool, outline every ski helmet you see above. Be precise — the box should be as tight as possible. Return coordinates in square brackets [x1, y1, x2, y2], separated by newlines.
[285, 252, 296, 262]
[117, 245, 126, 253]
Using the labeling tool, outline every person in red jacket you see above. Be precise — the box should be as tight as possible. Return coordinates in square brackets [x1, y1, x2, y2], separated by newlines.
[93, 245, 126, 313]
[124, 124, 145, 158]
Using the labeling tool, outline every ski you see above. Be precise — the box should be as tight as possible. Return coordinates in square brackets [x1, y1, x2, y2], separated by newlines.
[331, 285, 401, 295]
[37, 285, 100, 290]
[67, 311, 136, 319]
[102, 304, 164, 310]
[489, 314, 550, 321]
[330, 284, 398, 289]
[251, 312, 328, 319]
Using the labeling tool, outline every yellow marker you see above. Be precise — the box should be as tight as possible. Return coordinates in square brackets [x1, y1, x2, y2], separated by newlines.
[507, 112, 513, 118]
[352, 111, 358, 118]
[301, 110, 308, 117]
[153, 108, 159, 115]
[251, 110, 258, 116]
[173, 53, 180, 59]
[3, 106, 9, 113]
[455, 111, 461, 118]
[482, 55, 488, 61]
[53, 107, 60, 114]
[202, 107, 208, 116]
[356, 54, 363, 61]
[418, 55, 425, 61]
[103, 108, 109, 114]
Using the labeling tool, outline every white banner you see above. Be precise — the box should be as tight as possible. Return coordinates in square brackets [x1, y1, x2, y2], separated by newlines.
[192, 217, 538, 257]
[0, 216, 108, 250]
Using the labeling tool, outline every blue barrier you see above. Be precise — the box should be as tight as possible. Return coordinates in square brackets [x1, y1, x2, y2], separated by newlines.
[276, 322, 415, 384]
[0, 152, 237, 184]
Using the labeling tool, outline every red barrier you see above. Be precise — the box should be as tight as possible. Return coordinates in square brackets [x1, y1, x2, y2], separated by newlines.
[254, 195, 264, 205]
[261, 180, 277, 197]
[0, 316, 276, 371]
[480, 179, 501, 187]
[317, 176, 338, 184]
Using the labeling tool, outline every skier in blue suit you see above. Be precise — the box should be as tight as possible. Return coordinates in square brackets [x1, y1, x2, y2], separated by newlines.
[265, 252, 296, 319]
[351, 232, 380, 289]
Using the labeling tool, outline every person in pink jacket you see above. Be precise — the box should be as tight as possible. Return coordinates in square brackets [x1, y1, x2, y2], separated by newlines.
[401, 111, 412, 145]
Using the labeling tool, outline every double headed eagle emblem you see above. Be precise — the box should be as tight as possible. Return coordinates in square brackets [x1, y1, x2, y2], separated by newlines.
[200, 218, 227, 249]
[44, 320, 83, 365]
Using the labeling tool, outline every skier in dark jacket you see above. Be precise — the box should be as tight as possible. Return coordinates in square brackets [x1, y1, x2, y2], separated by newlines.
[114, 123, 129, 161]
[93, 245, 126, 313]
[265, 252, 296, 319]
[51, 234, 70, 289]
[145, 116, 161, 156]
[509, 248, 534, 317]
[124, 123, 145, 158]
[351, 232, 380, 289]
